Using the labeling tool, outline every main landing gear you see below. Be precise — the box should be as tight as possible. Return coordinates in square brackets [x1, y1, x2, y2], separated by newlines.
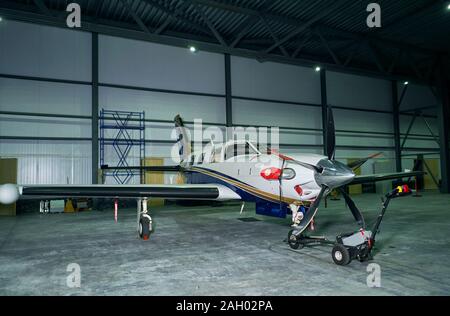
[137, 198, 153, 240]
[288, 185, 412, 266]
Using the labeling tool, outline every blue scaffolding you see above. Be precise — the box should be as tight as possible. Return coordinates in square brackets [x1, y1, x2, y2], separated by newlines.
[99, 109, 145, 184]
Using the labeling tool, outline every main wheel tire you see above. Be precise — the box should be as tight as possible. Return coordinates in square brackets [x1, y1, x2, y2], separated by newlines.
[288, 229, 303, 250]
[332, 244, 351, 266]
[139, 216, 151, 240]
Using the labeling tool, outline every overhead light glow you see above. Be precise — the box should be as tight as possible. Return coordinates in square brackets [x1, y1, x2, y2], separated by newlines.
[189, 46, 197, 53]
[404, 81, 409, 85]
[0, 17, 3, 22]
[315, 66, 321, 72]
[447, 3, 450, 10]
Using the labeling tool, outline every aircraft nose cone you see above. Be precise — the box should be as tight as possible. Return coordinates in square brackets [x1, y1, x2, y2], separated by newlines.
[315, 159, 355, 188]
[339, 170, 355, 184]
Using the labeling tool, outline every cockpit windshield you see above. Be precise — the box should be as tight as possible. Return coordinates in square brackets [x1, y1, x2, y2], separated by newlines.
[224, 141, 260, 160]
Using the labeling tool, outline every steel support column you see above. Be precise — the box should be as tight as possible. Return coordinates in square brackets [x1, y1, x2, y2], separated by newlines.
[225, 53, 232, 140]
[320, 68, 328, 155]
[437, 60, 450, 193]
[92, 33, 99, 184]
[392, 80, 402, 172]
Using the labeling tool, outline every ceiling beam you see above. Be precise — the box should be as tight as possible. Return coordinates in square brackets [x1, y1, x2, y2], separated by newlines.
[229, 0, 272, 49]
[292, 32, 312, 59]
[141, 0, 210, 36]
[230, 16, 258, 48]
[259, 14, 289, 57]
[154, 1, 190, 35]
[315, 28, 341, 65]
[388, 48, 403, 74]
[92, 0, 104, 18]
[120, 0, 150, 34]
[192, 2, 227, 47]
[263, 1, 347, 54]
[366, 40, 386, 73]
[32, 0, 52, 17]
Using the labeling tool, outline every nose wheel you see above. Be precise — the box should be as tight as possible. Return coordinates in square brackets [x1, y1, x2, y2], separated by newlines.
[137, 198, 153, 240]
[287, 229, 304, 249]
[139, 214, 153, 240]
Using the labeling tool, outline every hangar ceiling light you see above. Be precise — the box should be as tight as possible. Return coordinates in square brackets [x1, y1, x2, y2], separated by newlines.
[315, 66, 321, 72]
[189, 45, 197, 53]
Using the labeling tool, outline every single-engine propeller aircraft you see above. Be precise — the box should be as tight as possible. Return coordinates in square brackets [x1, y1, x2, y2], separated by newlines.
[0, 108, 422, 264]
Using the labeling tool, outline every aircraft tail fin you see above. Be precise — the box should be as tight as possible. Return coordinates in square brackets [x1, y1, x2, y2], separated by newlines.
[174, 114, 191, 162]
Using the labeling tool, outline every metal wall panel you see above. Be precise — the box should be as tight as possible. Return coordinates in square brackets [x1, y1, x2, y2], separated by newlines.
[99, 86, 226, 124]
[0, 21, 91, 81]
[398, 83, 437, 112]
[232, 98, 322, 129]
[231, 56, 321, 104]
[0, 115, 91, 138]
[327, 71, 392, 111]
[334, 108, 393, 133]
[0, 78, 91, 116]
[99, 35, 225, 94]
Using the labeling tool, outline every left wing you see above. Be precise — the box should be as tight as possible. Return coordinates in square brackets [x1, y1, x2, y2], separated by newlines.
[349, 171, 425, 185]
[0, 183, 242, 204]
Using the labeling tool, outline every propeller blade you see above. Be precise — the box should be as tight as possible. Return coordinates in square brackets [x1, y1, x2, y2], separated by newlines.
[293, 185, 327, 235]
[326, 106, 336, 160]
[339, 187, 365, 228]
[279, 159, 285, 208]
[347, 152, 383, 171]
[269, 149, 323, 173]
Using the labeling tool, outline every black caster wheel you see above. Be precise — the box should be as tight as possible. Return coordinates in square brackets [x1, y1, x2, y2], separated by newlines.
[287, 229, 303, 250]
[332, 244, 351, 266]
[139, 215, 152, 240]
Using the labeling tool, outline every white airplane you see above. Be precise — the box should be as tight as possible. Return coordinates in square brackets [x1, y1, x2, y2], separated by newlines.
[0, 108, 422, 242]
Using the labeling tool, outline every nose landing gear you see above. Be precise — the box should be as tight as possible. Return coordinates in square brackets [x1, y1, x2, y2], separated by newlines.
[137, 198, 153, 240]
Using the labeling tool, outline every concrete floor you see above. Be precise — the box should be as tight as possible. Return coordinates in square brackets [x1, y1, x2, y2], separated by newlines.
[0, 192, 449, 296]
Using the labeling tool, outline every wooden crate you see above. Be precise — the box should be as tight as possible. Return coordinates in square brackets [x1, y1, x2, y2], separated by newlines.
[424, 158, 440, 190]
[347, 158, 362, 195]
[0, 158, 18, 216]
[142, 158, 165, 207]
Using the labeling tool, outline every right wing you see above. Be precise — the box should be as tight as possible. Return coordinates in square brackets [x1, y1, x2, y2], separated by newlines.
[349, 171, 425, 185]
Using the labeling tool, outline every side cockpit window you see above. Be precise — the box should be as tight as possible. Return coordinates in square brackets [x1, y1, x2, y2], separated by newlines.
[224, 142, 258, 160]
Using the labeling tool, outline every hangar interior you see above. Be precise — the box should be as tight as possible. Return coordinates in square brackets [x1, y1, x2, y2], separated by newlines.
[0, 0, 449, 295]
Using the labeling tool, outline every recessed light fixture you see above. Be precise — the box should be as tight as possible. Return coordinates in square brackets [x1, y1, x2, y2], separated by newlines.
[315, 66, 321, 72]
[404, 81, 409, 85]
[0, 17, 3, 22]
[447, 3, 450, 10]
[189, 45, 197, 53]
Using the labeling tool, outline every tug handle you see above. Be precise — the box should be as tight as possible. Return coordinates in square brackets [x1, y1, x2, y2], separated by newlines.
[387, 185, 412, 199]
[370, 184, 412, 247]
